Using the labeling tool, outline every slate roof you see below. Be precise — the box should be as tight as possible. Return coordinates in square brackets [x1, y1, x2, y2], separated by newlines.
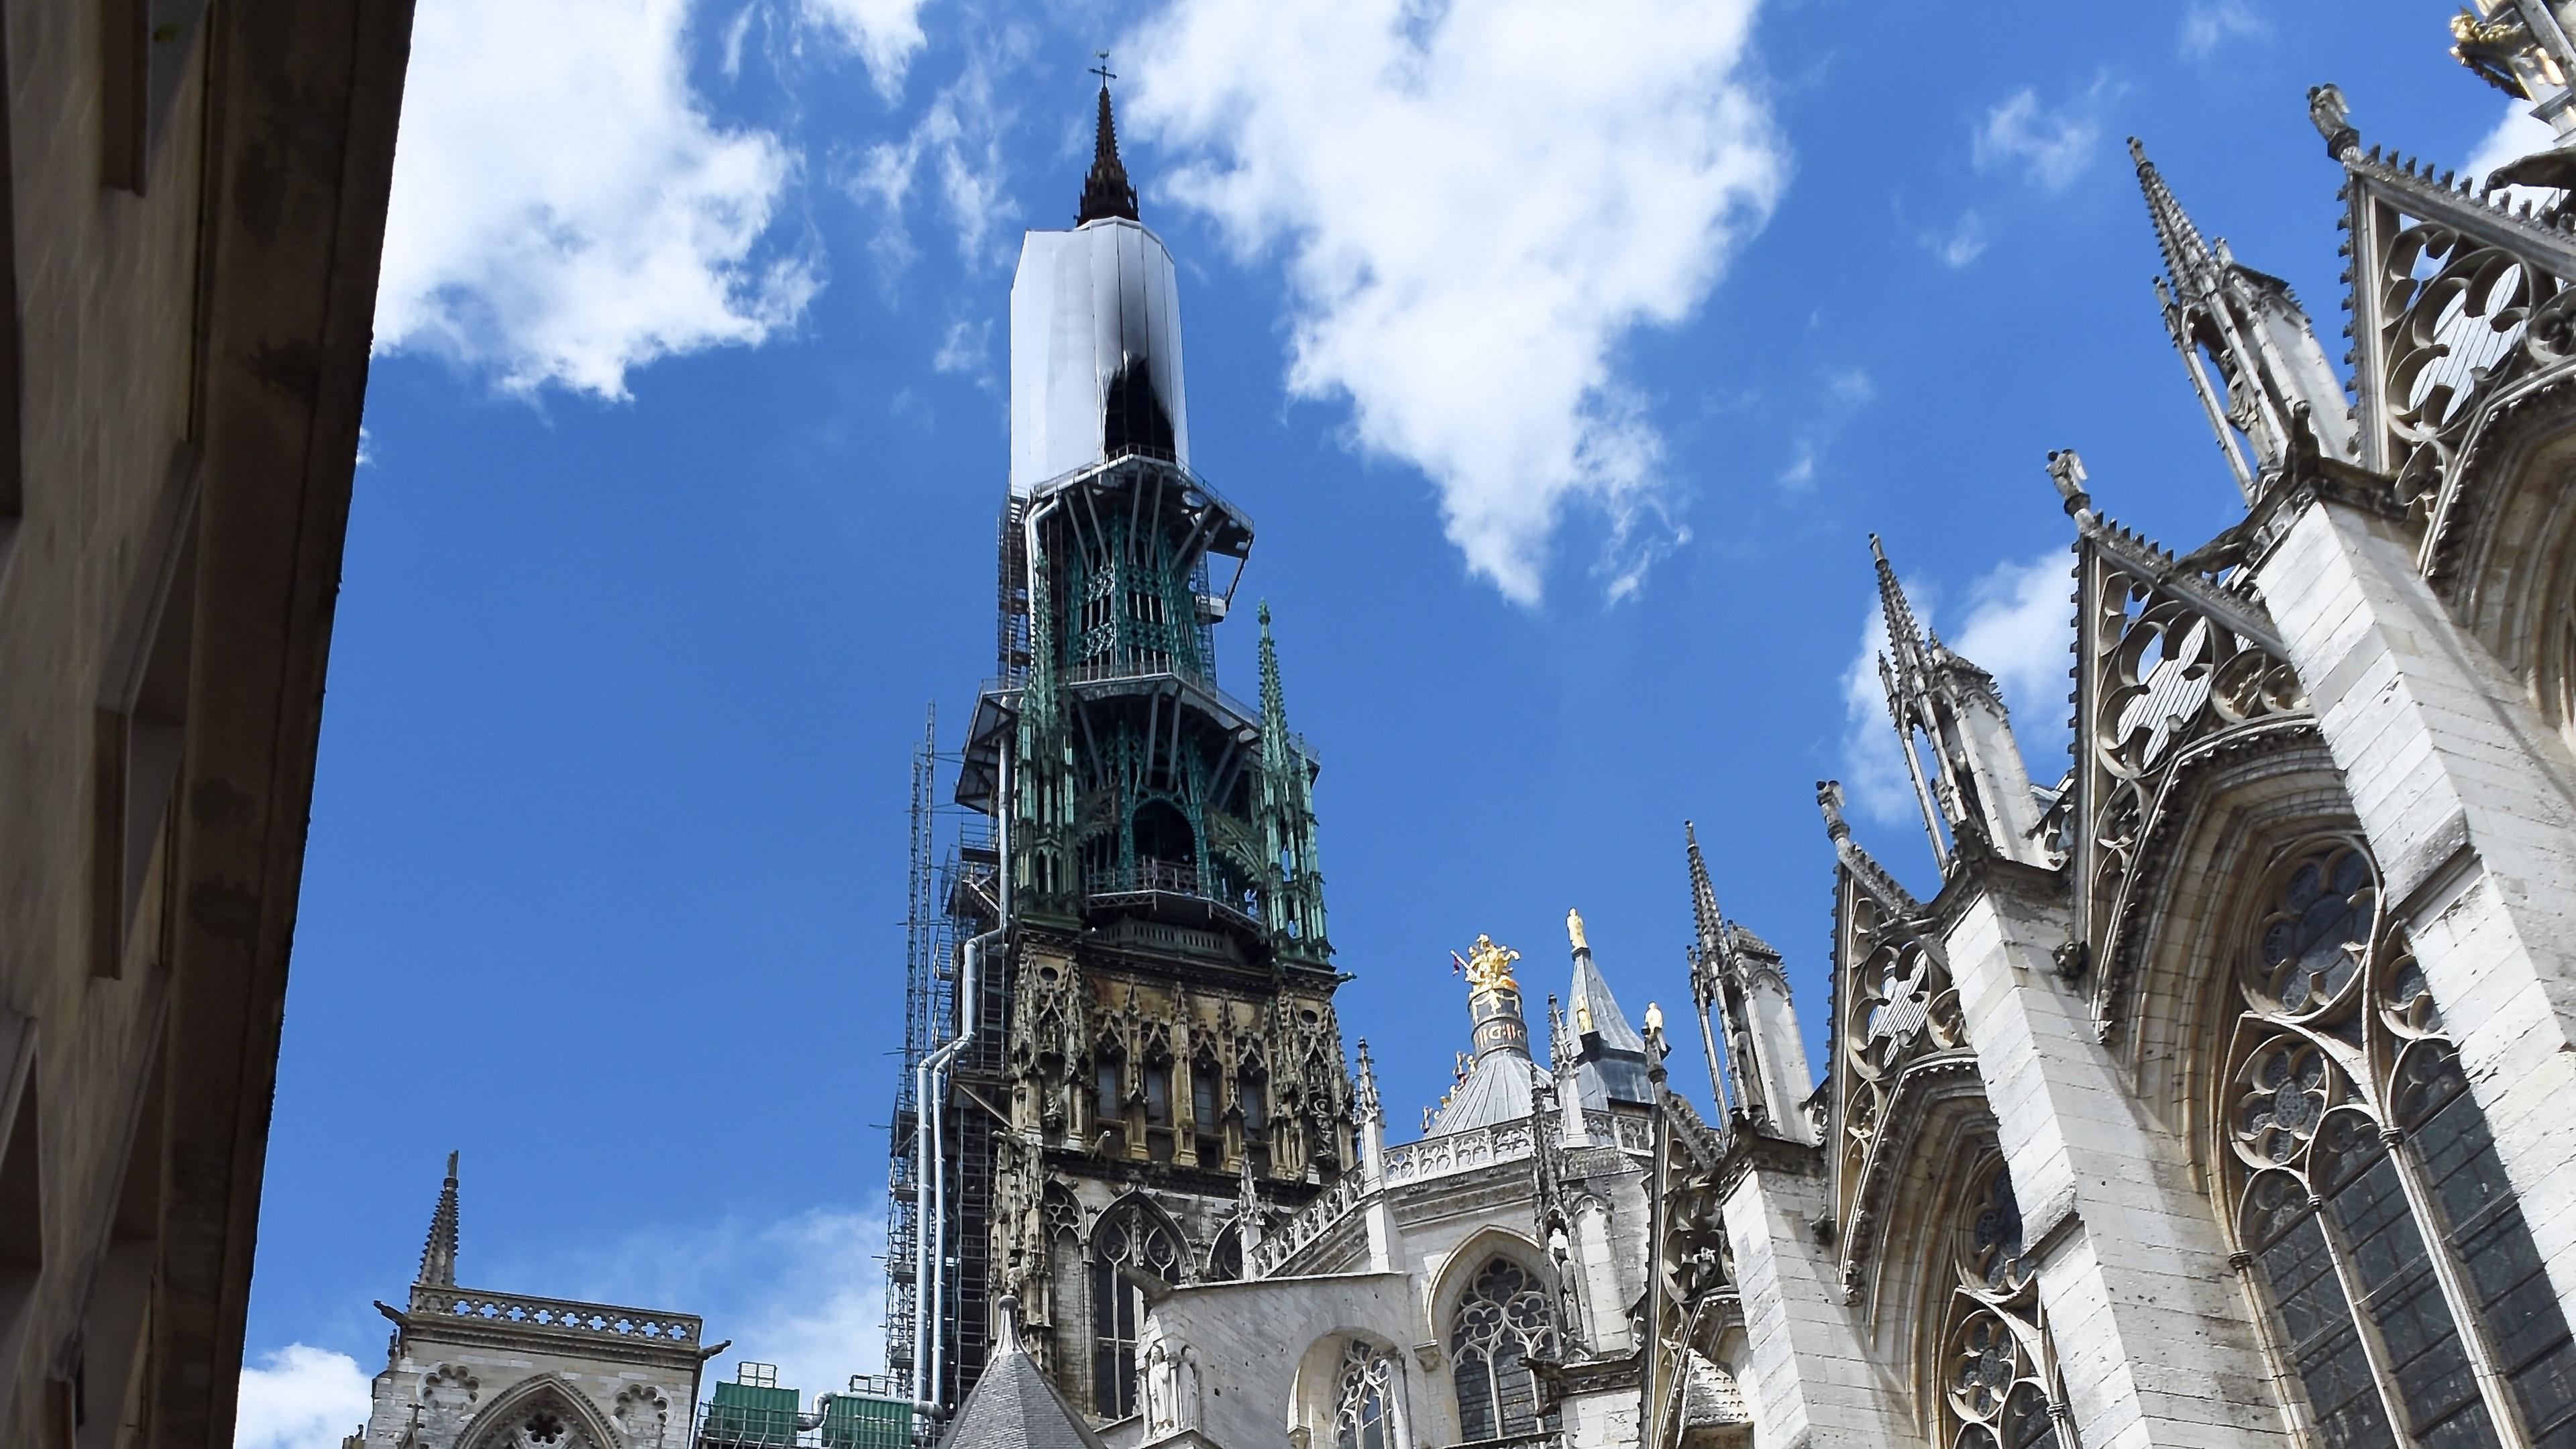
[1426, 1052, 1546, 1136]
[936, 1303, 1106, 1449]
[1568, 950, 1654, 1109]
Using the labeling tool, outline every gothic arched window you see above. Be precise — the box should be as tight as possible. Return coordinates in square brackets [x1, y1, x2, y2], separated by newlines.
[1334, 1341, 1400, 1449]
[1091, 1207, 1185, 1419]
[1449, 1258, 1559, 1442]
[2223, 840, 2576, 1447]
[1936, 1162, 2062, 1449]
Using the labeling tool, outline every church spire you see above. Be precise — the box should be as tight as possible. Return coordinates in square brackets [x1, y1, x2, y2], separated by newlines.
[1869, 537, 2049, 873]
[2129, 137, 2355, 501]
[1077, 65, 1140, 225]
[2133, 138, 2218, 301]
[1871, 537, 1952, 870]
[418, 1150, 460, 1287]
[1256, 602, 1329, 959]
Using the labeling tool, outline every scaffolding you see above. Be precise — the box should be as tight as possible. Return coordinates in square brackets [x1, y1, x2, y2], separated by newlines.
[881, 703, 1006, 1423]
[882, 708, 938, 1393]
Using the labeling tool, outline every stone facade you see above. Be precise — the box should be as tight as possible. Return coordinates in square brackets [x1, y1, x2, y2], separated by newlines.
[351, 1159, 711, 1449]
[1085, 21, 2576, 1449]
[0, 1, 407, 1446]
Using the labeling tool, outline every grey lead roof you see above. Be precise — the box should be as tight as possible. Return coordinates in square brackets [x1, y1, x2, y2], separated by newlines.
[1426, 1051, 1546, 1136]
[935, 1305, 1106, 1449]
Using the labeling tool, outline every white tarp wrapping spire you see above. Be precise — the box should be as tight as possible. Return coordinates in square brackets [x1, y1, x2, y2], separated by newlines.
[1008, 83, 1191, 496]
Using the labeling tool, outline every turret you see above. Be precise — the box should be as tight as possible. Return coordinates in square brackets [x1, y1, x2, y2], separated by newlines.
[2131, 138, 2355, 501]
[1562, 908, 1654, 1111]
[1872, 537, 2049, 872]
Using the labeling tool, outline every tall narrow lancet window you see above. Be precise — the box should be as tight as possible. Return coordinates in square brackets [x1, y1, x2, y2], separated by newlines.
[1334, 1341, 1399, 1449]
[1937, 1162, 2062, 1449]
[2223, 840, 2576, 1447]
[1091, 1208, 1185, 1419]
[1449, 1258, 1559, 1442]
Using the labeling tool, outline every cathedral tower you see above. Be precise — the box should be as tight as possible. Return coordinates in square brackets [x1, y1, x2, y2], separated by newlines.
[901, 78, 1352, 1427]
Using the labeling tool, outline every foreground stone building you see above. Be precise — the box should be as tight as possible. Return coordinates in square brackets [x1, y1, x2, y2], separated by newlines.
[0, 2, 411, 1446]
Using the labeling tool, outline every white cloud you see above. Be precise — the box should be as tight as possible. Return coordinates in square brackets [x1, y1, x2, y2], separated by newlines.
[2466, 98, 2563, 211]
[847, 38, 1021, 274]
[1126, 0, 1786, 604]
[804, 0, 931, 100]
[933, 317, 993, 378]
[1839, 549, 2074, 830]
[494, 1202, 894, 1401]
[2180, 0, 2267, 60]
[1927, 210, 1988, 268]
[236, 1345, 372, 1449]
[1974, 84, 2108, 193]
[376, 0, 819, 399]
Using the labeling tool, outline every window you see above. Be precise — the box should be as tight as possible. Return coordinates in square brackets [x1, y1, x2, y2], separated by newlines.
[1095, 1054, 1126, 1153]
[1143, 1061, 1174, 1165]
[1449, 1258, 1557, 1442]
[0, 1021, 42, 1426]
[1191, 1061, 1222, 1166]
[74, 1022, 165, 1449]
[2224, 841, 2576, 1448]
[1937, 1163, 2063, 1449]
[93, 452, 199, 978]
[103, 0, 211, 193]
[1334, 1342, 1399, 1449]
[1092, 1208, 1184, 1418]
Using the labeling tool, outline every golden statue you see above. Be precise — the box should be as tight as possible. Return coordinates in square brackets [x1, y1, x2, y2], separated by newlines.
[1566, 907, 1589, 953]
[1456, 933, 1521, 995]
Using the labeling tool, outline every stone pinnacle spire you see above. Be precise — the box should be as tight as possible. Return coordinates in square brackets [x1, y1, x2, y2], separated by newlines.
[1076, 70, 1140, 225]
[418, 1150, 460, 1287]
[1684, 821, 1723, 957]
[2129, 138, 2216, 300]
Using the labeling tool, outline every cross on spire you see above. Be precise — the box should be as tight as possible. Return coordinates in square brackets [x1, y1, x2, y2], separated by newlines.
[1077, 54, 1140, 225]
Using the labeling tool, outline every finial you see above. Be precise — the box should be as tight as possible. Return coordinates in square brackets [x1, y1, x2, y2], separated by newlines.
[2131, 136, 2218, 299]
[2307, 83, 2356, 160]
[2045, 449, 2092, 522]
[1817, 780, 1851, 841]
[996, 1293, 1024, 1355]
[1352, 1038, 1383, 1126]
[1565, 908, 1589, 954]
[1686, 820, 1725, 951]
[1546, 994, 1575, 1073]
[1870, 535, 1923, 654]
[418, 1150, 461, 1287]
[1077, 56, 1140, 225]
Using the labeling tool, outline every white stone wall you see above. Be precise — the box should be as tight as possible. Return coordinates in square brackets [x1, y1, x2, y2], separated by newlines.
[2257, 498, 2576, 1331]
[1942, 879, 2290, 1449]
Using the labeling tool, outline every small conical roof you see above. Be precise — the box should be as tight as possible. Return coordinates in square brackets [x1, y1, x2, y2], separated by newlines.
[936, 1297, 1106, 1449]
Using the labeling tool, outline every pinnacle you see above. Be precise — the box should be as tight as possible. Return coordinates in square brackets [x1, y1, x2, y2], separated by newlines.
[1076, 79, 1140, 225]
[2131, 137, 2218, 297]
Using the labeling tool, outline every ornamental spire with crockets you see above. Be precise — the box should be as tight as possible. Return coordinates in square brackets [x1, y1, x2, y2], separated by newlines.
[1256, 602, 1329, 959]
[2129, 136, 2356, 501]
[1077, 60, 1140, 225]
[418, 1150, 460, 1287]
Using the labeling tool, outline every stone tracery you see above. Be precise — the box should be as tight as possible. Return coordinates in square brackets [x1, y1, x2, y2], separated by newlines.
[2220, 839, 2576, 1447]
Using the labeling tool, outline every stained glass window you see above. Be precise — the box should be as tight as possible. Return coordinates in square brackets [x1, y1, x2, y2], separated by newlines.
[1449, 1258, 1558, 1442]
[1091, 1208, 1184, 1419]
[1334, 1341, 1399, 1449]
[2224, 840, 2576, 1448]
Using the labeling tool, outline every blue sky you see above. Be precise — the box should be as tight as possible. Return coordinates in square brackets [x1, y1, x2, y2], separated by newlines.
[235, 1, 2546, 1443]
